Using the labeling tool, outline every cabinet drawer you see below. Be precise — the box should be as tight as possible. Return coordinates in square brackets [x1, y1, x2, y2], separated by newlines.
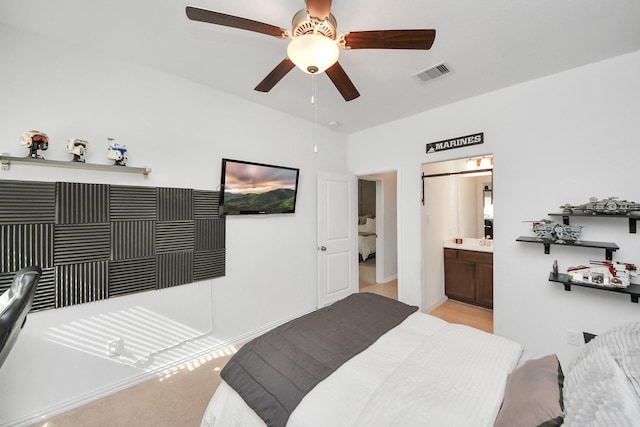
[459, 250, 493, 264]
[444, 248, 459, 259]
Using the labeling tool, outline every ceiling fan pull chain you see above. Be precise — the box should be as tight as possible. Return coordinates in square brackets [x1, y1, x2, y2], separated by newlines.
[313, 75, 319, 154]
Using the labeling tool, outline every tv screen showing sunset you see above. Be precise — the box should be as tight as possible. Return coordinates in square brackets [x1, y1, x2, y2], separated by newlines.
[222, 160, 299, 214]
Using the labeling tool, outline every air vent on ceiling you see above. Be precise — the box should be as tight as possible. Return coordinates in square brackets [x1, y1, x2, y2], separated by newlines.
[413, 62, 453, 83]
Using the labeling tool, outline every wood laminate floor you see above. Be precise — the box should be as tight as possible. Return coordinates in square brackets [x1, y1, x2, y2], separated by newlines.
[428, 299, 493, 333]
[359, 258, 492, 333]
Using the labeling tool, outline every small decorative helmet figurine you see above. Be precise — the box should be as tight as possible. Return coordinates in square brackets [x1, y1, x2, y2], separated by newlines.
[67, 138, 89, 163]
[20, 130, 49, 159]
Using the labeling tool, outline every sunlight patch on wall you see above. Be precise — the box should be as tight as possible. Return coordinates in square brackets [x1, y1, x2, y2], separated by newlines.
[43, 305, 226, 372]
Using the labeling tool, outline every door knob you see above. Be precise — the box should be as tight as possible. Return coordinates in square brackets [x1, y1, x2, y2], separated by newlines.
[320, 246, 327, 251]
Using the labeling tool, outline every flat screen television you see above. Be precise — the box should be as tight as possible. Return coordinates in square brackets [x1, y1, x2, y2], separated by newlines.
[220, 158, 300, 215]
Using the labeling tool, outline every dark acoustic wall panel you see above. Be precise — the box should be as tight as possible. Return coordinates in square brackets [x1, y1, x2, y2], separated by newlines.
[32, 268, 56, 312]
[0, 223, 54, 271]
[156, 221, 195, 254]
[109, 258, 156, 297]
[158, 187, 193, 221]
[0, 180, 56, 224]
[0, 179, 225, 312]
[157, 252, 193, 289]
[54, 224, 111, 265]
[111, 221, 155, 260]
[195, 219, 225, 251]
[56, 182, 109, 224]
[56, 261, 109, 308]
[194, 190, 221, 218]
[194, 249, 225, 281]
[110, 186, 157, 221]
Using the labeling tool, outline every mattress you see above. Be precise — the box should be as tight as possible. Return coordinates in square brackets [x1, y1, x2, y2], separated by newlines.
[201, 311, 523, 427]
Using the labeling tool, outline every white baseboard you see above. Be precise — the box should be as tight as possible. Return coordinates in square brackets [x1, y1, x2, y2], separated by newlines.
[423, 296, 448, 313]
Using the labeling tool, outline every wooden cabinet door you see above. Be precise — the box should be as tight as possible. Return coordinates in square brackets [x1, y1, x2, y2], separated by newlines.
[444, 256, 477, 303]
[476, 263, 494, 309]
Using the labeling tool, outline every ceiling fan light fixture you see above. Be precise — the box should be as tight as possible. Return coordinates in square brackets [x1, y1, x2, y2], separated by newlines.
[287, 34, 339, 74]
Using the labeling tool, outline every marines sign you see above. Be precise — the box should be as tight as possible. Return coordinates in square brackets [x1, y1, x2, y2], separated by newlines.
[426, 132, 484, 154]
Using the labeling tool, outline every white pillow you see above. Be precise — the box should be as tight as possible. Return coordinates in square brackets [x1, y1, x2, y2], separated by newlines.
[363, 218, 376, 234]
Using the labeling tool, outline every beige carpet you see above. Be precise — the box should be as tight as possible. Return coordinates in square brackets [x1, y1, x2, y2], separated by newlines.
[31, 346, 238, 427]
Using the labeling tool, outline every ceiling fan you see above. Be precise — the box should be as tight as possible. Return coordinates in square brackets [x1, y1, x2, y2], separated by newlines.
[186, 0, 436, 101]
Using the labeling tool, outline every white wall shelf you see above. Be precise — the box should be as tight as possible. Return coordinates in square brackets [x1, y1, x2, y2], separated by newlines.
[0, 155, 151, 178]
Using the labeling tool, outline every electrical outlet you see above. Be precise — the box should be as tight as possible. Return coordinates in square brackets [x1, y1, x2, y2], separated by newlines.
[107, 338, 124, 357]
[566, 330, 581, 346]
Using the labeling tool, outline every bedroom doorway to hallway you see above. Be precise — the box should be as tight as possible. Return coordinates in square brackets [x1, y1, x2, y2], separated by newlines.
[356, 172, 398, 300]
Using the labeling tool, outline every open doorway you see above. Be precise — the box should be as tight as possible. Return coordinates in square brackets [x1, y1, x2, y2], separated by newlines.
[421, 156, 494, 331]
[357, 172, 398, 300]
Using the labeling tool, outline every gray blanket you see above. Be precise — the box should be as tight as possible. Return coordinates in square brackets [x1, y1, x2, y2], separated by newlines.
[220, 292, 418, 427]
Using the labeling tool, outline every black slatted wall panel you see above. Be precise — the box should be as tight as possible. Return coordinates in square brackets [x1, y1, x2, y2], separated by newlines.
[0, 179, 225, 312]
[0, 223, 54, 272]
[111, 221, 155, 260]
[157, 252, 193, 289]
[56, 261, 109, 307]
[109, 258, 156, 297]
[194, 249, 225, 281]
[193, 190, 225, 279]
[56, 182, 109, 224]
[0, 180, 55, 224]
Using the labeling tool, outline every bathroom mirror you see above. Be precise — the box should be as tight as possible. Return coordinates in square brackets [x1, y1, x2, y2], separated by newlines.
[422, 156, 493, 240]
[483, 183, 493, 238]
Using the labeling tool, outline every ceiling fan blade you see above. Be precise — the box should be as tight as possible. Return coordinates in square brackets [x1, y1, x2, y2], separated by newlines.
[343, 29, 436, 50]
[306, 0, 332, 20]
[186, 6, 286, 38]
[254, 59, 296, 92]
[325, 62, 360, 101]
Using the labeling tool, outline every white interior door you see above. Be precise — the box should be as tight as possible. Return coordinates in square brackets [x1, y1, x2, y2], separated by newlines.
[317, 171, 357, 307]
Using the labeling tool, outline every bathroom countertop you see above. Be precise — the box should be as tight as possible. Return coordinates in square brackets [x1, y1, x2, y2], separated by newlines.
[443, 238, 494, 253]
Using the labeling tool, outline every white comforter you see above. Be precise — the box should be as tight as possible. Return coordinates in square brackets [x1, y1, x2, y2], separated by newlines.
[358, 233, 376, 261]
[201, 312, 523, 427]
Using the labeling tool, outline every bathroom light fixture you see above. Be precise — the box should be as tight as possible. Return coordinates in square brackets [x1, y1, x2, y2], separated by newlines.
[465, 157, 493, 170]
[466, 159, 479, 170]
[479, 157, 492, 168]
[287, 34, 340, 74]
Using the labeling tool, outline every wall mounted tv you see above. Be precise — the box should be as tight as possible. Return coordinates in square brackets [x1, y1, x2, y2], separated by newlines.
[220, 158, 300, 215]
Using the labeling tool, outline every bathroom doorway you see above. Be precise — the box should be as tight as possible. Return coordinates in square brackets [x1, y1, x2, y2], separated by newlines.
[421, 156, 494, 328]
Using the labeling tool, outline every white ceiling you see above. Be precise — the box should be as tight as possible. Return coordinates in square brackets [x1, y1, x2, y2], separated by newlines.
[2, 0, 640, 134]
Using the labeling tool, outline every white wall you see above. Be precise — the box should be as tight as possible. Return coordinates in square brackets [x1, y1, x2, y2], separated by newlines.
[348, 50, 640, 366]
[0, 24, 348, 425]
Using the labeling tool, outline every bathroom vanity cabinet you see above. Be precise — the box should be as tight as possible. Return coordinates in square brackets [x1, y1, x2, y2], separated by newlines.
[444, 248, 493, 309]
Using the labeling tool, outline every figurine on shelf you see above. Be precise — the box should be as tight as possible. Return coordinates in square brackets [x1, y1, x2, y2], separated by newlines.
[107, 138, 127, 166]
[67, 138, 89, 163]
[528, 219, 583, 243]
[561, 197, 640, 215]
[20, 130, 49, 159]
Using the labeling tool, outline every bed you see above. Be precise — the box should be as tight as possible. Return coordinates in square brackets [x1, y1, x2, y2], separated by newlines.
[358, 217, 376, 261]
[201, 293, 640, 427]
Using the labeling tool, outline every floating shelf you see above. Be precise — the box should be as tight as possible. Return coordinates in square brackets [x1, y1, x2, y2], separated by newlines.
[549, 272, 640, 304]
[548, 212, 639, 234]
[516, 236, 619, 260]
[0, 155, 151, 178]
